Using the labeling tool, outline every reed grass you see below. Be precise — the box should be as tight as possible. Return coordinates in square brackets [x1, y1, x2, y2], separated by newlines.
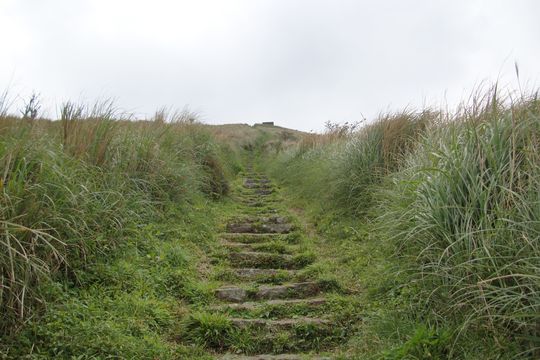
[379, 92, 540, 355]
[0, 100, 237, 334]
[265, 87, 540, 356]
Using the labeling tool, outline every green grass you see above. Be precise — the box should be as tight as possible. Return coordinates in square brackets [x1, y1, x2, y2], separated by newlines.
[379, 94, 540, 357]
[182, 309, 348, 355]
[3, 87, 540, 359]
[1, 204, 221, 359]
[261, 89, 540, 358]
[0, 98, 241, 358]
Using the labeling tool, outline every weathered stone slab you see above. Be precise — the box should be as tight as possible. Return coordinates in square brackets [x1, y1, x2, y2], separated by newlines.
[226, 223, 256, 233]
[230, 317, 330, 329]
[263, 223, 293, 233]
[226, 222, 293, 234]
[215, 286, 247, 302]
[211, 297, 326, 311]
[220, 355, 330, 360]
[255, 189, 274, 195]
[256, 282, 321, 300]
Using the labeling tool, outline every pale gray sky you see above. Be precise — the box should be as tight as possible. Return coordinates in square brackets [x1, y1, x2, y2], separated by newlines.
[1, 0, 539, 131]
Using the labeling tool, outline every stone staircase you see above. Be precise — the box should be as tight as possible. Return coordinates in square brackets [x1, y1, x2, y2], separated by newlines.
[184, 166, 357, 359]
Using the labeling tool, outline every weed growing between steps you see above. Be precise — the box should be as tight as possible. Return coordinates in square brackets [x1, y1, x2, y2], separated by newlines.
[184, 312, 346, 355]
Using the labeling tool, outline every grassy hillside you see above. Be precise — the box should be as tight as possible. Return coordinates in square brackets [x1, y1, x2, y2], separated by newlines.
[2, 89, 539, 359]
[0, 102, 231, 357]
[0, 97, 307, 358]
[261, 89, 540, 358]
[207, 123, 304, 153]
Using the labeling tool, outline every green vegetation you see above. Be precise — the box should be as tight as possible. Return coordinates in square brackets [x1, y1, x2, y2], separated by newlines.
[178, 168, 363, 358]
[0, 98, 239, 358]
[1, 87, 539, 359]
[263, 89, 540, 358]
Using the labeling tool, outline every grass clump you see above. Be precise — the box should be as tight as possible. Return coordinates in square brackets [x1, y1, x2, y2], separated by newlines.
[261, 87, 540, 358]
[0, 97, 240, 357]
[264, 112, 430, 215]
[183, 312, 235, 350]
[380, 93, 540, 355]
[333, 112, 430, 212]
[381, 325, 451, 360]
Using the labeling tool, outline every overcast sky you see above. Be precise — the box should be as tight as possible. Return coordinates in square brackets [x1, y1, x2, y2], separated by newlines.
[1, 0, 539, 131]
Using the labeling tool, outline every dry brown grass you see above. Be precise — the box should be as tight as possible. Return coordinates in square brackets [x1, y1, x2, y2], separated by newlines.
[297, 121, 360, 153]
[60, 101, 118, 166]
[206, 123, 305, 152]
[374, 110, 435, 172]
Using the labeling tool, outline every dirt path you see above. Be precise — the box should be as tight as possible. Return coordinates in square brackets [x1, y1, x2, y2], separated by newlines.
[183, 164, 360, 359]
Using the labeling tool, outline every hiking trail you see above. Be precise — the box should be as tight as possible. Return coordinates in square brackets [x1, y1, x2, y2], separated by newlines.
[184, 160, 361, 359]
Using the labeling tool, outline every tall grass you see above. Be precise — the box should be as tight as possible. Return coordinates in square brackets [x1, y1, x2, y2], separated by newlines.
[380, 92, 540, 355]
[333, 111, 431, 212]
[60, 100, 117, 166]
[267, 111, 430, 214]
[0, 100, 237, 334]
[264, 88, 540, 356]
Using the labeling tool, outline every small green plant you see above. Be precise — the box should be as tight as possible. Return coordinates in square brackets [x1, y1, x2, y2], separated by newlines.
[382, 326, 451, 360]
[253, 241, 290, 254]
[183, 312, 234, 350]
[292, 251, 316, 268]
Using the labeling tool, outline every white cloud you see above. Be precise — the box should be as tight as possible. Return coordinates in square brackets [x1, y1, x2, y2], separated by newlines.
[1, 0, 538, 130]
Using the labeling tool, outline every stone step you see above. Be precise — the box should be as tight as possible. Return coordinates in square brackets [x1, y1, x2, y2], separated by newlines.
[242, 174, 267, 178]
[226, 222, 293, 234]
[244, 180, 273, 189]
[254, 189, 274, 195]
[244, 184, 273, 190]
[238, 195, 278, 201]
[242, 200, 278, 208]
[256, 282, 321, 300]
[228, 251, 296, 269]
[220, 355, 330, 360]
[215, 282, 321, 303]
[221, 240, 292, 254]
[244, 179, 271, 184]
[220, 233, 282, 244]
[232, 268, 297, 281]
[242, 180, 270, 185]
[240, 192, 275, 199]
[230, 317, 330, 330]
[240, 209, 280, 216]
[247, 181, 272, 186]
[229, 216, 290, 225]
[212, 297, 327, 312]
[240, 185, 273, 191]
[215, 286, 249, 303]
